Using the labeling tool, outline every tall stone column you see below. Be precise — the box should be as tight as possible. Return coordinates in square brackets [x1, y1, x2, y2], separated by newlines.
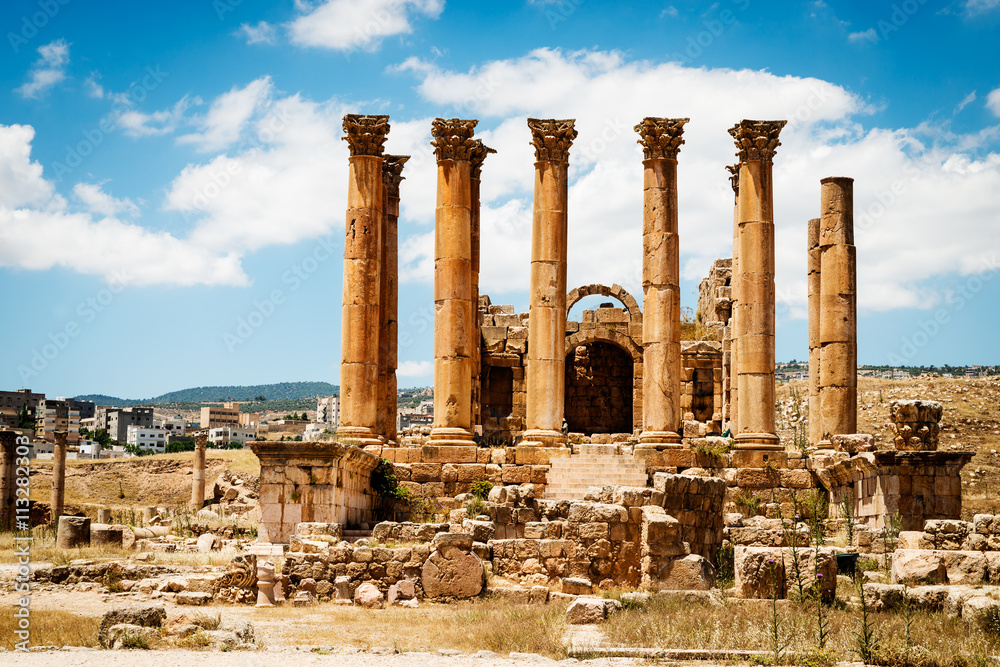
[729, 120, 786, 452]
[635, 117, 688, 449]
[807, 217, 822, 446]
[51, 430, 67, 521]
[0, 430, 16, 532]
[727, 165, 740, 435]
[428, 118, 478, 453]
[469, 141, 496, 434]
[338, 114, 389, 447]
[377, 155, 408, 446]
[523, 119, 577, 448]
[190, 433, 207, 509]
[818, 177, 858, 441]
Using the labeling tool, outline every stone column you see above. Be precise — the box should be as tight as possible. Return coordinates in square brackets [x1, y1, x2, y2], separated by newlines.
[0, 430, 16, 532]
[338, 114, 389, 447]
[190, 433, 207, 509]
[51, 430, 67, 521]
[377, 155, 408, 446]
[469, 141, 496, 434]
[818, 177, 858, 441]
[428, 118, 479, 454]
[729, 120, 786, 452]
[523, 119, 577, 448]
[807, 217, 822, 446]
[635, 117, 688, 449]
[727, 165, 740, 435]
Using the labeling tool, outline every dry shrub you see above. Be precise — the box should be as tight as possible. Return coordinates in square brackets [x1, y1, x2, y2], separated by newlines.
[253, 597, 567, 658]
[600, 596, 999, 667]
[0, 610, 99, 650]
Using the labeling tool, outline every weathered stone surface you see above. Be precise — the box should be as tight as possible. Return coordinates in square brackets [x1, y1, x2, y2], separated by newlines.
[566, 597, 620, 624]
[57, 516, 91, 550]
[944, 551, 987, 585]
[962, 597, 1000, 631]
[892, 549, 947, 586]
[831, 434, 874, 454]
[176, 592, 212, 606]
[90, 523, 124, 547]
[99, 605, 166, 648]
[432, 532, 474, 551]
[561, 577, 593, 595]
[734, 547, 784, 598]
[863, 583, 905, 612]
[422, 548, 484, 599]
[354, 582, 385, 608]
[196, 533, 220, 553]
[653, 554, 716, 591]
[890, 400, 942, 451]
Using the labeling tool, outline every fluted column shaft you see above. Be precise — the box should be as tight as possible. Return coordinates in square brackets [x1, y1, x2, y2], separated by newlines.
[524, 118, 577, 447]
[636, 118, 687, 448]
[818, 177, 858, 440]
[338, 114, 389, 447]
[469, 142, 495, 434]
[429, 119, 478, 447]
[807, 217, 822, 446]
[730, 120, 786, 450]
[378, 156, 407, 445]
[191, 433, 206, 508]
[51, 430, 67, 521]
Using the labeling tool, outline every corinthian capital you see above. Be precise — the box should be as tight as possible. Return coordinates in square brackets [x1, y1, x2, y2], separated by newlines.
[728, 119, 787, 163]
[430, 118, 478, 161]
[342, 114, 390, 157]
[382, 155, 409, 199]
[527, 118, 577, 163]
[469, 140, 497, 179]
[634, 117, 689, 160]
[726, 164, 740, 195]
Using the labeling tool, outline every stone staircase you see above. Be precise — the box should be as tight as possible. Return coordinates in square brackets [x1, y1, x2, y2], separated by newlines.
[545, 452, 649, 500]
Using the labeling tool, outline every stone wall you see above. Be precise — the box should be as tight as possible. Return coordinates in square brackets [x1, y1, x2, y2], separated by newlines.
[680, 341, 723, 436]
[818, 450, 973, 531]
[250, 441, 381, 544]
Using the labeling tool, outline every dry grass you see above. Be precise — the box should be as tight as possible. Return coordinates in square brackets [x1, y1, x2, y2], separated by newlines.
[0, 610, 99, 650]
[251, 597, 569, 658]
[601, 595, 999, 666]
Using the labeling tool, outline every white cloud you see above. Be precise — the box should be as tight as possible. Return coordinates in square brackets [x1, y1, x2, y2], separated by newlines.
[73, 182, 140, 218]
[84, 75, 104, 99]
[288, 0, 444, 51]
[848, 28, 878, 44]
[966, 0, 1000, 14]
[987, 87, 1000, 117]
[113, 96, 197, 138]
[0, 124, 246, 287]
[395, 48, 1000, 316]
[661, 6, 679, 18]
[956, 90, 977, 114]
[239, 21, 278, 45]
[177, 77, 274, 152]
[397, 360, 432, 377]
[16, 40, 70, 99]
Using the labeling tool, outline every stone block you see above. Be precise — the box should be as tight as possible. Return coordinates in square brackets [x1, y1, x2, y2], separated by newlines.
[892, 549, 947, 586]
[566, 597, 620, 624]
[561, 577, 593, 595]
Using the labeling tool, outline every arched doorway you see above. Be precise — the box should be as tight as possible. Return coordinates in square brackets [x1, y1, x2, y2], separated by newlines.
[564, 341, 634, 434]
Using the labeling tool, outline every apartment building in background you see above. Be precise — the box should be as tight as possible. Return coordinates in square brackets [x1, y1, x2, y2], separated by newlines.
[316, 395, 340, 426]
[201, 402, 241, 429]
[126, 424, 166, 453]
[97, 406, 155, 443]
[34, 398, 80, 446]
[208, 426, 257, 447]
[0, 388, 44, 428]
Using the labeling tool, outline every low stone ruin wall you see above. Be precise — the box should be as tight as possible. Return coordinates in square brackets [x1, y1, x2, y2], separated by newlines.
[889, 515, 1000, 587]
[733, 545, 838, 601]
[819, 450, 974, 531]
[250, 441, 380, 544]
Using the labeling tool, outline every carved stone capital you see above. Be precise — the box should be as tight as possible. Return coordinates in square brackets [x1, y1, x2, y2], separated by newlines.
[726, 164, 740, 195]
[527, 118, 578, 163]
[342, 114, 390, 157]
[382, 155, 409, 199]
[469, 140, 497, 179]
[728, 119, 787, 163]
[430, 118, 478, 162]
[634, 117, 689, 160]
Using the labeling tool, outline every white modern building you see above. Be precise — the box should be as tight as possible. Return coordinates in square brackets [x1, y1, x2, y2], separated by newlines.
[208, 426, 257, 447]
[126, 425, 166, 453]
[156, 417, 186, 436]
[316, 395, 340, 426]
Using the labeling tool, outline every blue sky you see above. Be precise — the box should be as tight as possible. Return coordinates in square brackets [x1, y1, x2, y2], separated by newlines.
[2, 0, 999, 399]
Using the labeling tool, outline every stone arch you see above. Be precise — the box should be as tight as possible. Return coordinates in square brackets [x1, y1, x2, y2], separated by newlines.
[566, 284, 642, 322]
[564, 328, 643, 434]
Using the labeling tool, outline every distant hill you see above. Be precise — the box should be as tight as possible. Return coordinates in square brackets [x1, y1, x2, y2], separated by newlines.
[76, 381, 339, 406]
